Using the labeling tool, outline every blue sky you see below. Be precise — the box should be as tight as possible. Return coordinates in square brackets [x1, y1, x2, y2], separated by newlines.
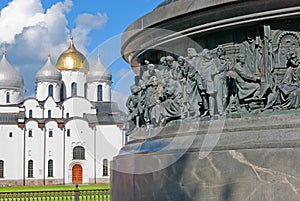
[0, 0, 162, 110]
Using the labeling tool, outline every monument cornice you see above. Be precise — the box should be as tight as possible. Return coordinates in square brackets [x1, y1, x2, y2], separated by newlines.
[121, 0, 300, 69]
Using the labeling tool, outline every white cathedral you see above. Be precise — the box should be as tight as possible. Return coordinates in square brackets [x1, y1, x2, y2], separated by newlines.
[0, 38, 125, 186]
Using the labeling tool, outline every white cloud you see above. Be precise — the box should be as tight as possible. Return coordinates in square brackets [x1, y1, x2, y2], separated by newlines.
[75, 13, 108, 30]
[0, 0, 43, 43]
[0, 0, 73, 64]
[0, 0, 108, 96]
[71, 12, 108, 51]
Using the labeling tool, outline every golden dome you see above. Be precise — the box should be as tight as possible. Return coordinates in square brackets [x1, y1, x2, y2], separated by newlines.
[56, 37, 89, 71]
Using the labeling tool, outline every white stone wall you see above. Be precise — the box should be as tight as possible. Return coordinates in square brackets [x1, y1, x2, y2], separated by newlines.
[63, 97, 96, 118]
[61, 71, 87, 99]
[64, 119, 95, 184]
[45, 121, 64, 180]
[0, 116, 124, 185]
[44, 98, 62, 119]
[95, 125, 123, 178]
[0, 106, 20, 113]
[0, 89, 24, 105]
[25, 121, 44, 181]
[87, 82, 111, 102]
[24, 98, 62, 119]
[24, 99, 43, 118]
[36, 82, 61, 102]
[0, 125, 24, 181]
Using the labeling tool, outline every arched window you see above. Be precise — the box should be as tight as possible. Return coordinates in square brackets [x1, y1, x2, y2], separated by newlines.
[28, 130, 33, 138]
[97, 85, 103, 101]
[48, 110, 51, 118]
[73, 146, 85, 160]
[0, 160, 3, 178]
[48, 85, 53, 97]
[60, 82, 65, 101]
[48, 160, 53, 177]
[103, 159, 108, 176]
[29, 110, 33, 118]
[66, 113, 70, 118]
[28, 160, 33, 178]
[49, 131, 53, 138]
[71, 82, 77, 96]
[67, 129, 71, 137]
[6, 92, 10, 103]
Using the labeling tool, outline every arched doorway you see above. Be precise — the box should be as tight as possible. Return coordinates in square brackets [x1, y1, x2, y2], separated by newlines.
[72, 164, 82, 184]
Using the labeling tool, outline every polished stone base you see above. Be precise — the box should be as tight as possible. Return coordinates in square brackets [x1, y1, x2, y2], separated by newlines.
[111, 113, 300, 201]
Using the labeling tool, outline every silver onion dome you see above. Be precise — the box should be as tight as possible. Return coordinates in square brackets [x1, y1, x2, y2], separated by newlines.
[36, 55, 62, 82]
[87, 54, 112, 82]
[0, 52, 24, 90]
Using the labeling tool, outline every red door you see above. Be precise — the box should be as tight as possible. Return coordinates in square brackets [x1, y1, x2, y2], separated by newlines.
[72, 164, 82, 184]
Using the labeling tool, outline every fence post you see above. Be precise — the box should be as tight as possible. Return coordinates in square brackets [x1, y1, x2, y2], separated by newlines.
[74, 184, 79, 201]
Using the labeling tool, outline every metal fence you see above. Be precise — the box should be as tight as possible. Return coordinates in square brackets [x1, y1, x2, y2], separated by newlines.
[0, 186, 110, 201]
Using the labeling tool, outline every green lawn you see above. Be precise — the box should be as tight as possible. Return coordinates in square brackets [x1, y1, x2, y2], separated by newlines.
[0, 184, 110, 192]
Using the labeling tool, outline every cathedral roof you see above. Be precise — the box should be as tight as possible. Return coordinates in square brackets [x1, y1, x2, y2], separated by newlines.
[85, 102, 126, 125]
[0, 52, 24, 90]
[56, 37, 89, 71]
[87, 53, 112, 82]
[0, 113, 19, 123]
[36, 55, 62, 82]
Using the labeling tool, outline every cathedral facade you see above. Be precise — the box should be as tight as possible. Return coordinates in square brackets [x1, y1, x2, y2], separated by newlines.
[0, 38, 124, 186]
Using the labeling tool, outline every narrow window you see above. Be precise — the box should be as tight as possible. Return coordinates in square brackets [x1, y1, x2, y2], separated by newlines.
[29, 110, 33, 118]
[67, 129, 70, 137]
[84, 83, 87, 98]
[103, 159, 108, 176]
[0, 160, 3, 178]
[60, 82, 65, 101]
[48, 85, 53, 97]
[28, 160, 33, 178]
[97, 85, 103, 101]
[49, 131, 53, 138]
[71, 82, 77, 96]
[73, 146, 85, 160]
[9, 132, 12, 138]
[48, 110, 51, 118]
[48, 160, 53, 177]
[28, 130, 33, 138]
[66, 113, 70, 118]
[6, 92, 10, 103]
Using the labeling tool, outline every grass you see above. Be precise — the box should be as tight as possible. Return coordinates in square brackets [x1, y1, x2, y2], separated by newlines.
[0, 184, 110, 192]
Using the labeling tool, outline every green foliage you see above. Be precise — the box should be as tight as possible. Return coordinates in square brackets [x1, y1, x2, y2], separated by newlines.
[0, 184, 110, 192]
